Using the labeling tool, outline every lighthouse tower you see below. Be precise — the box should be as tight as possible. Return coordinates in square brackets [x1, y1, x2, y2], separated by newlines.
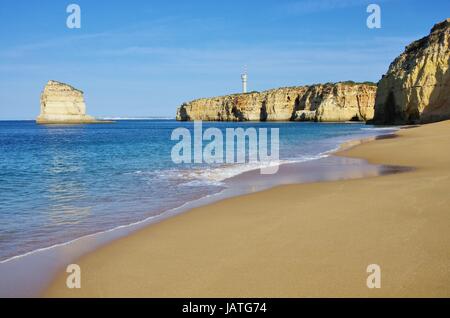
[241, 69, 248, 93]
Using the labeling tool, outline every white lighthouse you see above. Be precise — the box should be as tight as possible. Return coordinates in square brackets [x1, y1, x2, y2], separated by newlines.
[241, 69, 248, 93]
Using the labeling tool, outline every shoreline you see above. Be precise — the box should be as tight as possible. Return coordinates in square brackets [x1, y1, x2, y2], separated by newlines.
[0, 127, 393, 264]
[42, 121, 450, 297]
[44, 120, 450, 297]
[0, 125, 399, 297]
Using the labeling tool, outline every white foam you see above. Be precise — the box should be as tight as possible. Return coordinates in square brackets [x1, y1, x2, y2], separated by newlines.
[131, 156, 326, 188]
[360, 127, 400, 131]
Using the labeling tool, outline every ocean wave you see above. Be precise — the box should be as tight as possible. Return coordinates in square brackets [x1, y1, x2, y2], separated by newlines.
[127, 154, 331, 189]
[360, 127, 400, 131]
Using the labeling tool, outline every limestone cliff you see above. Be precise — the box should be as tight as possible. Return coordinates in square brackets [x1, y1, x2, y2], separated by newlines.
[36, 80, 99, 124]
[176, 82, 376, 122]
[373, 19, 450, 124]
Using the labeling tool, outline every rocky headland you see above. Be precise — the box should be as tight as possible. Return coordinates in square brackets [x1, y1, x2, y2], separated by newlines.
[36, 80, 105, 124]
[177, 19, 450, 125]
[176, 82, 377, 122]
[372, 18, 450, 124]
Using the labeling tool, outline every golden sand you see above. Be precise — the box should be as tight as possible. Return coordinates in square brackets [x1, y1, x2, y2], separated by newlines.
[45, 120, 450, 297]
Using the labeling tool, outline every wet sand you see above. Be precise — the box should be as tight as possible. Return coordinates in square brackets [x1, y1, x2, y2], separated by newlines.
[45, 120, 450, 297]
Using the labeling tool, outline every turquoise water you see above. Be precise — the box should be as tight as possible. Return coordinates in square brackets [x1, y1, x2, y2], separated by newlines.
[0, 120, 395, 261]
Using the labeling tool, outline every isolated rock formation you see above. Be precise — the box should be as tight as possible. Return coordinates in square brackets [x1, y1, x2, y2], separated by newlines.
[373, 19, 450, 124]
[176, 82, 376, 122]
[36, 80, 98, 124]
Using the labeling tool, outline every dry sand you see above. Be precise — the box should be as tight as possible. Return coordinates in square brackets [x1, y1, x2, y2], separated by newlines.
[45, 120, 450, 297]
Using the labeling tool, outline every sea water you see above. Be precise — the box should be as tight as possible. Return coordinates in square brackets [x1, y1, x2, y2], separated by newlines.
[0, 120, 397, 261]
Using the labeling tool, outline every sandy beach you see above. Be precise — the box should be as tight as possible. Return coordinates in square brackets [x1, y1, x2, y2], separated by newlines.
[45, 120, 450, 298]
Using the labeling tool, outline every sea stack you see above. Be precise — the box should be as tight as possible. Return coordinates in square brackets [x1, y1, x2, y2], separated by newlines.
[372, 18, 450, 124]
[36, 80, 100, 124]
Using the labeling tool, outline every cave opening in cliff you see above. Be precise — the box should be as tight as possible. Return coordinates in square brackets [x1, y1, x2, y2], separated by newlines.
[231, 106, 244, 121]
[260, 101, 268, 121]
[294, 96, 301, 111]
[383, 91, 397, 124]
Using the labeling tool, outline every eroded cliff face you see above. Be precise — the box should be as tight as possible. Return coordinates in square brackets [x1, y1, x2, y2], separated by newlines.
[373, 19, 450, 124]
[36, 80, 97, 124]
[177, 82, 376, 122]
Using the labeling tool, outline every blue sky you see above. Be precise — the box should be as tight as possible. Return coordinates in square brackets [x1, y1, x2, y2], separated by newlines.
[0, 0, 449, 119]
